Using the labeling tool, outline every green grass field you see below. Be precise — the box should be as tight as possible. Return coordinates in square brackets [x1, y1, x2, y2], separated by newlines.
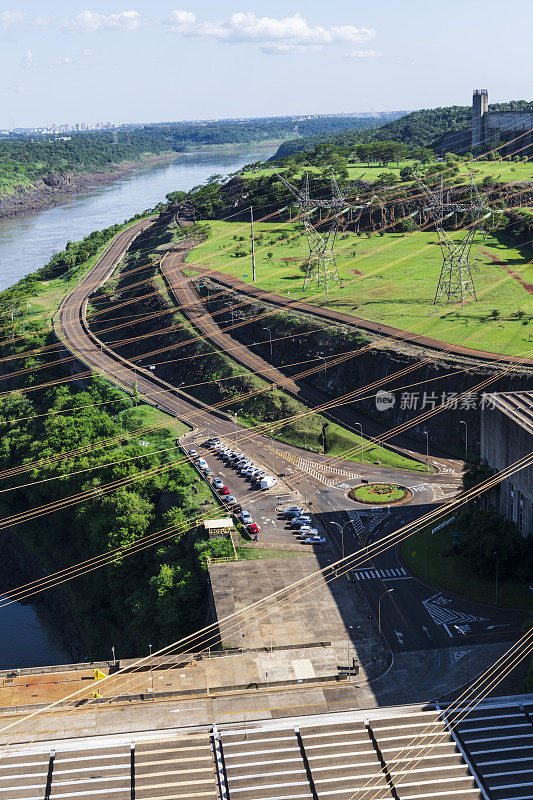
[401, 524, 533, 610]
[242, 158, 533, 185]
[187, 219, 533, 357]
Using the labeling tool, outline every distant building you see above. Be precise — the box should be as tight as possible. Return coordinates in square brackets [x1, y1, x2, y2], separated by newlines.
[472, 89, 533, 149]
[481, 391, 533, 536]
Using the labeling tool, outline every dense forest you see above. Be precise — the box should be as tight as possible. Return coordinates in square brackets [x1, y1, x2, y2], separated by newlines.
[0, 113, 405, 197]
[272, 100, 533, 160]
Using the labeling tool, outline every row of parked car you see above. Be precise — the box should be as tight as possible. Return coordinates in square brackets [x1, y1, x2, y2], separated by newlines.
[280, 506, 326, 545]
[203, 438, 278, 490]
[191, 437, 269, 539]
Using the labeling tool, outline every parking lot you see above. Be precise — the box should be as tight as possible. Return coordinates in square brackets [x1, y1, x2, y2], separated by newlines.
[182, 433, 331, 550]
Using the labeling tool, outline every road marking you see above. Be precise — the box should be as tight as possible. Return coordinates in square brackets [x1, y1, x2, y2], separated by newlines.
[423, 593, 488, 631]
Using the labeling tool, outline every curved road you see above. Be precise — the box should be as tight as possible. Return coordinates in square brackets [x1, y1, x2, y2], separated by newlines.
[184, 261, 533, 367]
[52, 217, 525, 699]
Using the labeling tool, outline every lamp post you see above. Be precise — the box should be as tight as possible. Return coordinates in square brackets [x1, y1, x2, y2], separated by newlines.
[494, 550, 499, 604]
[262, 327, 273, 361]
[460, 420, 468, 462]
[423, 430, 429, 472]
[176, 382, 184, 417]
[318, 355, 327, 381]
[378, 588, 394, 640]
[234, 408, 243, 446]
[346, 624, 353, 678]
[330, 520, 352, 559]
[355, 422, 364, 462]
[455, 625, 469, 685]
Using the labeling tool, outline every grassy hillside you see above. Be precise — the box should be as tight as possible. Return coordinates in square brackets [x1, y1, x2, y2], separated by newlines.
[186, 219, 533, 357]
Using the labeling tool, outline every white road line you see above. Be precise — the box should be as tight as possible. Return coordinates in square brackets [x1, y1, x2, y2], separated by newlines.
[444, 623, 453, 638]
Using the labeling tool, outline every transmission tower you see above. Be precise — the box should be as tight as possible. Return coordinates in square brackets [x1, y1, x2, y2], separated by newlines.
[277, 172, 355, 293]
[416, 173, 494, 305]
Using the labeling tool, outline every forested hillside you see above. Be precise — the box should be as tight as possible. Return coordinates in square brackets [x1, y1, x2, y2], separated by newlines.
[272, 100, 533, 160]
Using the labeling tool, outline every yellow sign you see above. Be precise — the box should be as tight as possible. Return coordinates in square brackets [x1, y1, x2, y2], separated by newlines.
[93, 669, 107, 680]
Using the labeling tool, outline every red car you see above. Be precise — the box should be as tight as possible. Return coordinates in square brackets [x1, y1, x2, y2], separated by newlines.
[248, 523, 260, 535]
[220, 486, 231, 495]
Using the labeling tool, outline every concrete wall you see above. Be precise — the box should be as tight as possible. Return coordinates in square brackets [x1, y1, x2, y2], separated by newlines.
[481, 405, 533, 536]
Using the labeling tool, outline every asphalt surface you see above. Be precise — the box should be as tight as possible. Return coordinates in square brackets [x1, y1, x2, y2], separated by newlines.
[160, 248, 463, 473]
[188, 263, 533, 367]
[54, 219, 525, 668]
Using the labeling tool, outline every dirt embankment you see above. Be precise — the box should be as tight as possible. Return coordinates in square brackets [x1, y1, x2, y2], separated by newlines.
[0, 154, 176, 222]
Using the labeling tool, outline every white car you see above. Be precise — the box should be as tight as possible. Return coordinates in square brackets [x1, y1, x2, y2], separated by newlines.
[188, 448, 198, 457]
[212, 478, 224, 489]
[243, 467, 256, 478]
[226, 494, 237, 504]
[304, 536, 326, 545]
[213, 442, 223, 451]
[197, 458, 208, 469]
[240, 510, 252, 525]
[204, 468, 213, 476]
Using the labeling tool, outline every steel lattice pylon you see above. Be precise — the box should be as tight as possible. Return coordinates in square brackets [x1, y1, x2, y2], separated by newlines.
[277, 172, 355, 293]
[416, 174, 493, 305]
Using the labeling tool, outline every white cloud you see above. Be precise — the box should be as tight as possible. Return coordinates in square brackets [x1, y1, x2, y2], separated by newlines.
[169, 10, 196, 27]
[346, 49, 382, 58]
[57, 56, 73, 66]
[63, 10, 143, 33]
[168, 11, 375, 50]
[20, 49, 34, 69]
[0, 10, 26, 31]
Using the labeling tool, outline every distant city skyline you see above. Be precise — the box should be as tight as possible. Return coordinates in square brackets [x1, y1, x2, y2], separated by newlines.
[0, 0, 531, 129]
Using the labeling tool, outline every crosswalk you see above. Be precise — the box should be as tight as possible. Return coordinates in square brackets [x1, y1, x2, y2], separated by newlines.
[353, 567, 409, 580]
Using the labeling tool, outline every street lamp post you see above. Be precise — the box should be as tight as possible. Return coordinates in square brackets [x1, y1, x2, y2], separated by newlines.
[423, 430, 429, 472]
[330, 520, 352, 560]
[378, 588, 394, 640]
[355, 422, 364, 462]
[494, 550, 499, 604]
[234, 408, 243, 446]
[319, 355, 327, 381]
[149, 644, 154, 697]
[262, 327, 273, 361]
[176, 382, 184, 417]
[460, 420, 468, 462]
[455, 625, 469, 685]
[346, 624, 353, 678]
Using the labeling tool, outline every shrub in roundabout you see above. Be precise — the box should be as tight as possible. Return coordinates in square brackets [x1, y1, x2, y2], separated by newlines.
[348, 483, 410, 505]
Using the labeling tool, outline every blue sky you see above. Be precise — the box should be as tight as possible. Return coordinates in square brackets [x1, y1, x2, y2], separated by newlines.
[0, 1, 531, 128]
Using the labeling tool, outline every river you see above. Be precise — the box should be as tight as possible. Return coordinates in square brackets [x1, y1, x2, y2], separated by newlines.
[0, 143, 276, 669]
[0, 143, 277, 292]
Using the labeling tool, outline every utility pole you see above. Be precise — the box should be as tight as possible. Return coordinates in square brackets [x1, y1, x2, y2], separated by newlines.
[251, 206, 256, 282]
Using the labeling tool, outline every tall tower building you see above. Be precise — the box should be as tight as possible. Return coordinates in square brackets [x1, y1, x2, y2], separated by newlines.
[472, 89, 489, 147]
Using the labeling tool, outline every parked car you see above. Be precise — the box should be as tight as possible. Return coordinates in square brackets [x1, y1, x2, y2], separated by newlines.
[290, 516, 312, 529]
[197, 458, 208, 470]
[204, 468, 213, 476]
[188, 448, 198, 458]
[220, 486, 231, 496]
[212, 478, 224, 489]
[243, 467, 256, 478]
[260, 476, 277, 490]
[226, 494, 237, 505]
[296, 527, 319, 537]
[304, 536, 326, 544]
[248, 523, 260, 536]
[282, 507, 304, 519]
[239, 464, 252, 474]
[240, 510, 252, 525]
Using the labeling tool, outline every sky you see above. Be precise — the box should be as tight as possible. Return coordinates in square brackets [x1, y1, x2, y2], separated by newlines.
[0, 0, 531, 128]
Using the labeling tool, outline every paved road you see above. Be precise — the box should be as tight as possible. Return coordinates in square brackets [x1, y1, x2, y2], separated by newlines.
[160, 248, 462, 473]
[183, 261, 533, 367]
[54, 218, 523, 673]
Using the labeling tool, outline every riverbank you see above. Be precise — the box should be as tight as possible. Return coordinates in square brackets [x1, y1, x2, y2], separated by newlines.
[0, 153, 177, 222]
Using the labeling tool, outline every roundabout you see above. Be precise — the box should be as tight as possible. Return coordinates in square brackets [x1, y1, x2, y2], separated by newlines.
[348, 482, 412, 505]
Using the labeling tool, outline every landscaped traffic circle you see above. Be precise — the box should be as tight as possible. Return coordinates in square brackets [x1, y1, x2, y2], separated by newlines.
[348, 483, 411, 505]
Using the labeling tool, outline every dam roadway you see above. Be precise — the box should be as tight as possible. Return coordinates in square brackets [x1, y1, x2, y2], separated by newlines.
[52, 217, 525, 706]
